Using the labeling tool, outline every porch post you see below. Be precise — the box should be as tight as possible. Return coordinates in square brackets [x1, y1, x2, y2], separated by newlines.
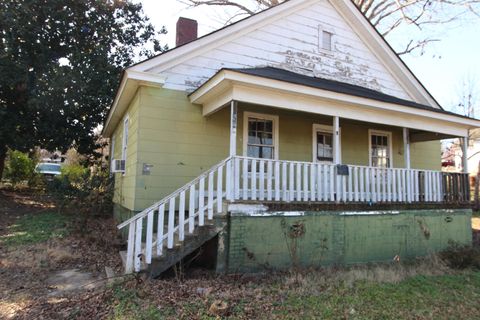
[226, 100, 237, 201]
[403, 128, 411, 169]
[333, 116, 340, 164]
[229, 101, 237, 157]
[462, 136, 469, 173]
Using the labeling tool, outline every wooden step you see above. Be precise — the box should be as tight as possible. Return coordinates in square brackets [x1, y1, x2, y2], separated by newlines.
[119, 223, 220, 277]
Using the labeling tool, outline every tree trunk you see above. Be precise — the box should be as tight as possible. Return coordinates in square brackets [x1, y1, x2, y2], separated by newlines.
[0, 147, 6, 181]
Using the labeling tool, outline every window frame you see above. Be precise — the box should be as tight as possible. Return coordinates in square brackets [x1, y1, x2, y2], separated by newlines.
[110, 134, 116, 174]
[368, 129, 393, 168]
[312, 124, 341, 163]
[318, 25, 335, 53]
[121, 116, 129, 175]
[243, 111, 279, 160]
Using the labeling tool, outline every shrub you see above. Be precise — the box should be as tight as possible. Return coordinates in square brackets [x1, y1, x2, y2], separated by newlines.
[60, 164, 89, 185]
[47, 164, 113, 217]
[4, 150, 37, 186]
[439, 242, 480, 269]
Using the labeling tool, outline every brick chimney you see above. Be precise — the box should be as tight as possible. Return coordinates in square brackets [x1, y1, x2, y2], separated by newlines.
[176, 17, 198, 47]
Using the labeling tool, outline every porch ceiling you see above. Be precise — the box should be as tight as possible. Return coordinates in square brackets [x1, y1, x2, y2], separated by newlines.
[189, 68, 480, 138]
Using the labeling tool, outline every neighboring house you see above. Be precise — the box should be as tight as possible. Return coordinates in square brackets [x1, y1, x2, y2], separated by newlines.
[102, 0, 480, 275]
[442, 128, 480, 181]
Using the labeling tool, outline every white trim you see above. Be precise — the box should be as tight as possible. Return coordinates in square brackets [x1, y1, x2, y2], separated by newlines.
[368, 129, 393, 168]
[312, 124, 341, 163]
[190, 70, 479, 136]
[121, 116, 129, 175]
[110, 134, 116, 173]
[318, 25, 335, 54]
[242, 111, 279, 160]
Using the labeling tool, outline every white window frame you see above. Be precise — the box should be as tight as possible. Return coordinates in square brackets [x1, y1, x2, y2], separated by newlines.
[121, 116, 129, 175]
[110, 134, 115, 174]
[312, 124, 341, 163]
[243, 111, 279, 160]
[368, 129, 393, 168]
[318, 25, 335, 53]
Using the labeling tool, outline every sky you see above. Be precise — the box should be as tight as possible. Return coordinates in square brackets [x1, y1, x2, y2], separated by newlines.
[138, 0, 480, 116]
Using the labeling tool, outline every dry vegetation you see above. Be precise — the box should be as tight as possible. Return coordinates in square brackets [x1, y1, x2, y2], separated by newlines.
[1, 187, 480, 319]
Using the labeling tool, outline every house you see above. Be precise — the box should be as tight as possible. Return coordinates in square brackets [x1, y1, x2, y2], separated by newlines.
[442, 129, 480, 184]
[102, 0, 480, 275]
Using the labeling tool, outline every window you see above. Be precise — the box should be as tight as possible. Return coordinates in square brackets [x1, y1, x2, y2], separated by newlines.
[322, 31, 333, 51]
[369, 130, 392, 168]
[243, 112, 278, 159]
[312, 124, 340, 163]
[317, 132, 333, 162]
[318, 26, 334, 52]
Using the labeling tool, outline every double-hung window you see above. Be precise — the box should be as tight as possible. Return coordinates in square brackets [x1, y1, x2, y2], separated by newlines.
[243, 112, 278, 160]
[369, 130, 392, 168]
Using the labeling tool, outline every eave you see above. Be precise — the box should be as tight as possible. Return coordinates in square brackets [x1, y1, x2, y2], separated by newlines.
[190, 69, 480, 138]
[102, 70, 166, 137]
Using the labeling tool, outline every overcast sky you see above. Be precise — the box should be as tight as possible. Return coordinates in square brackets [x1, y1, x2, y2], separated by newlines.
[138, 0, 480, 115]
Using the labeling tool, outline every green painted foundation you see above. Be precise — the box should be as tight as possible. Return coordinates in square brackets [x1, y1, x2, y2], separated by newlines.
[218, 207, 472, 273]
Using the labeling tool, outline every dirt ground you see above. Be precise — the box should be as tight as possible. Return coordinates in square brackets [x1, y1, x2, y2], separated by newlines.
[0, 189, 123, 319]
[1, 188, 480, 319]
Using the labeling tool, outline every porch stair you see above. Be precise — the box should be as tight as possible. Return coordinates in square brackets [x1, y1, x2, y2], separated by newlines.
[120, 223, 221, 278]
[117, 156, 234, 275]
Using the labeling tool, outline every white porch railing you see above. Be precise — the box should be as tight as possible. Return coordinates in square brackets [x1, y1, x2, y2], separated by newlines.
[231, 156, 465, 204]
[117, 155, 469, 274]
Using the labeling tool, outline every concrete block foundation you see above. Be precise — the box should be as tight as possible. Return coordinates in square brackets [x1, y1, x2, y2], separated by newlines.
[216, 205, 472, 273]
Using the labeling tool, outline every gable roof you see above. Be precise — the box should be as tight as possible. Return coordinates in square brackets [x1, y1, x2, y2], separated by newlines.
[130, 0, 439, 105]
[104, 0, 443, 136]
[212, 67, 469, 119]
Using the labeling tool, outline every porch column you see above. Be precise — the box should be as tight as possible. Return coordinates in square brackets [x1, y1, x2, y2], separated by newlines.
[462, 136, 469, 173]
[226, 100, 237, 201]
[403, 128, 411, 169]
[333, 116, 340, 164]
[229, 101, 238, 156]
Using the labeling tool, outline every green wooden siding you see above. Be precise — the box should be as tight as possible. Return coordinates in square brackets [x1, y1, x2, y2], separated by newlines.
[111, 87, 441, 212]
[111, 92, 140, 212]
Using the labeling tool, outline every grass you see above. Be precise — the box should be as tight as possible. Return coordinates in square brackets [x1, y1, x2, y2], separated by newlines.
[276, 272, 480, 319]
[0, 211, 70, 246]
[110, 283, 175, 320]
[107, 270, 480, 319]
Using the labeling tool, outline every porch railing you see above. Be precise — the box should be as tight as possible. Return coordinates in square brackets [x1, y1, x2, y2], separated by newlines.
[117, 155, 469, 274]
[231, 156, 469, 204]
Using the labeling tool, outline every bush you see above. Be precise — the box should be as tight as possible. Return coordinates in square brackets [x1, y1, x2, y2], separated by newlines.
[60, 164, 89, 185]
[439, 242, 480, 269]
[47, 164, 113, 217]
[4, 150, 37, 186]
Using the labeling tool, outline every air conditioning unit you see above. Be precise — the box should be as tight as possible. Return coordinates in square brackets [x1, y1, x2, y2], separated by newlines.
[111, 159, 126, 173]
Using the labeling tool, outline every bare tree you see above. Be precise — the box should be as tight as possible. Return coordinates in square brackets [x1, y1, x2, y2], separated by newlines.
[181, 0, 480, 55]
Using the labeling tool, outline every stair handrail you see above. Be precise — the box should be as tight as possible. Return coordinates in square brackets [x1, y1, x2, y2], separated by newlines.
[117, 156, 233, 230]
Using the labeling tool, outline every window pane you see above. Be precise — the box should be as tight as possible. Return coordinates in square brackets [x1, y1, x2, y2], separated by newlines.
[265, 121, 273, 132]
[259, 147, 273, 159]
[322, 31, 332, 50]
[247, 146, 260, 158]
